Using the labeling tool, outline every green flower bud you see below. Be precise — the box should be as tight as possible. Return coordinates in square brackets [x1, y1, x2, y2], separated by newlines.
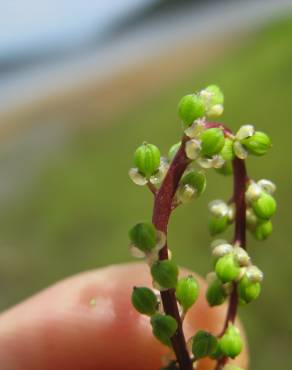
[253, 219, 273, 241]
[241, 131, 271, 156]
[215, 161, 233, 176]
[178, 94, 205, 128]
[206, 276, 227, 306]
[175, 275, 199, 311]
[192, 330, 219, 359]
[251, 192, 277, 219]
[215, 254, 240, 283]
[131, 287, 158, 316]
[204, 84, 224, 105]
[150, 313, 178, 346]
[237, 275, 261, 303]
[209, 215, 229, 236]
[129, 222, 157, 253]
[219, 324, 243, 359]
[151, 260, 178, 289]
[220, 138, 235, 161]
[134, 142, 161, 178]
[200, 128, 225, 157]
[180, 170, 206, 197]
[200, 85, 224, 118]
[168, 142, 181, 160]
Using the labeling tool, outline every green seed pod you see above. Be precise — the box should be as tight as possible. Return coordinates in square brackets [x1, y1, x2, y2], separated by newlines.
[168, 142, 181, 160]
[191, 330, 219, 359]
[150, 313, 178, 346]
[200, 128, 225, 157]
[219, 324, 243, 359]
[151, 260, 179, 289]
[253, 219, 273, 241]
[215, 161, 233, 176]
[175, 275, 199, 311]
[129, 222, 157, 253]
[251, 192, 277, 220]
[206, 276, 227, 306]
[180, 170, 206, 197]
[209, 215, 229, 236]
[134, 142, 161, 178]
[237, 275, 261, 303]
[178, 94, 205, 129]
[215, 254, 240, 283]
[241, 131, 271, 156]
[131, 287, 158, 316]
[220, 138, 235, 161]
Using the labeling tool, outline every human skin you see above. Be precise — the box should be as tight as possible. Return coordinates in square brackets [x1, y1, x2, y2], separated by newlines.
[0, 263, 248, 370]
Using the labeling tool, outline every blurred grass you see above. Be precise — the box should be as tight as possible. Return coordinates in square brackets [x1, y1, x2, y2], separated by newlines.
[0, 15, 292, 370]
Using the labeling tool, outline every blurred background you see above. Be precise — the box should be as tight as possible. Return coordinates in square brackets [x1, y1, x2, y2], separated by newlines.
[0, 0, 291, 369]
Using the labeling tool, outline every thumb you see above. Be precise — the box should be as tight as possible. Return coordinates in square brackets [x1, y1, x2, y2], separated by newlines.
[0, 262, 248, 370]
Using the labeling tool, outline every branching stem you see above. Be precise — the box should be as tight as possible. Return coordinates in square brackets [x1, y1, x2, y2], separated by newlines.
[152, 134, 193, 370]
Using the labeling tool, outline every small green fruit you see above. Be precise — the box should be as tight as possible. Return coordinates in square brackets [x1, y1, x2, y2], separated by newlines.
[178, 94, 205, 128]
[237, 275, 261, 303]
[206, 277, 227, 306]
[215, 161, 233, 176]
[131, 287, 158, 316]
[134, 142, 161, 178]
[192, 330, 219, 359]
[151, 260, 178, 289]
[253, 219, 273, 241]
[200, 128, 225, 157]
[251, 192, 277, 219]
[175, 275, 199, 311]
[219, 324, 243, 359]
[180, 170, 206, 197]
[220, 138, 235, 161]
[168, 142, 181, 160]
[209, 215, 229, 236]
[241, 131, 271, 156]
[129, 222, 157, 253]
[150, 313, 178, 346]
[215, 254, 240, 283]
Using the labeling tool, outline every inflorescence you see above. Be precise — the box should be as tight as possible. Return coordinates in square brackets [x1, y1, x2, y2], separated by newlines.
[128, 85, 276, 370]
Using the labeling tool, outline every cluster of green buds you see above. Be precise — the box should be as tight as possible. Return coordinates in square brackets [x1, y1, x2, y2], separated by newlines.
[245, 179, 277, 240]
[128, 84, 276, 370]
[206, 240, 263, 307]
[129, 221, 200, 346]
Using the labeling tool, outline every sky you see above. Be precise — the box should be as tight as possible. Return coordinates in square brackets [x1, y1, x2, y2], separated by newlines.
[0, 0, 153, 56]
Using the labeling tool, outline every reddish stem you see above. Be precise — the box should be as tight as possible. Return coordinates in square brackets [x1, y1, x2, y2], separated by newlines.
[214, 156, 247, 370]
[152, 135, 193, 370]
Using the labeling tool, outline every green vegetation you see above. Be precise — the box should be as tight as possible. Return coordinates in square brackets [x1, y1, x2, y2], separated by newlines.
[0, 15, 292, 370]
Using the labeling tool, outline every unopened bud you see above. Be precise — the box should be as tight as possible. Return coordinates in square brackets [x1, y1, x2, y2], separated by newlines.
[131, 287, 158, 316]
[150, 313, 178, 346]
[129, 222, 157, 253]
[251, 192, 277, 219]
[200, 128, 225, 157]
[241, 131, 271, 156]
[191, 330, 219, 359]
[178, 94, 205, 129]
[215, 254, 240, 283]
[219, 324, 243, 359]
[134, 142, 161, 178]
[175, 275, 199, 311]
[237, 274, 261, 303]
[151, 260, 179, 289]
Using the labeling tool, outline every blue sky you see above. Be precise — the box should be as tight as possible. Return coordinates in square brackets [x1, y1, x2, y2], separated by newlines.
[0, 0, 153, 55]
